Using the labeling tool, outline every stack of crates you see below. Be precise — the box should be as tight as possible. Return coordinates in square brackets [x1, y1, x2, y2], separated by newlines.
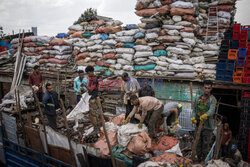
[216, 26, 235, 82]
[243, 41, 250, 83]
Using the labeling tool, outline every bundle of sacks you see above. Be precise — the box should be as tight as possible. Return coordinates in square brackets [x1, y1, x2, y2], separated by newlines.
[67, 18, 128, 76]
[11, 36, 52, 72]
[81, 114, 189, 167]
[40, 38, 73, 72]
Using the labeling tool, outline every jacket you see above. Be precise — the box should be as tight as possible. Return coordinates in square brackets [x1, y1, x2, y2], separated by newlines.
[192, 95, 217, 130]
[42, 91, 59, 116]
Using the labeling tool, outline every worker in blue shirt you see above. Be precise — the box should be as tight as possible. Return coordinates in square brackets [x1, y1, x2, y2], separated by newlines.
[74, 70, 88, 103]
[42, 83, 60, 130]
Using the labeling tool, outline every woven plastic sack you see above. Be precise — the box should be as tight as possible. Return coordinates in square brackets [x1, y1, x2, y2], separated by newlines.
[116, 36, 134, 43]
[102, 39, 117, 46]
[116, 48, 135, 54]
[170, 1, 194, 9]
[126, 24, 138, 29]
[82, 33, 94, 38]
[123, 43, 135, 48]
[170, 8, 195, 16]
[134, 51, 153, 58]
[134, 64, 156, 71]
[134, 45, 152, 51]
[124, 29, 139, 36]
[94, 65, 108, 71]
[68, 24, 83, 31]
[154, 50, 167, 57]
[127, 132, 151, 155]
[134, 32, 145, 39]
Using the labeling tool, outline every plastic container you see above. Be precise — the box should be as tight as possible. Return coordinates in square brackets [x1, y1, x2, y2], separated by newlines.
[233, 23, 241, 32]
[233, 32, 240, 40]
[240, 29, 248, 41]
[228, 49, 238, 60]
[232, 40, 239, 49]
[226, 59, 236, 70]
[239, 40, 247, 48]
[238, 48, 247, 58]
[217, 59, 227, 70]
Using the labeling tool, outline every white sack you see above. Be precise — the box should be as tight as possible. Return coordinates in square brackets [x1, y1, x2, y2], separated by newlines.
[145, 33, 159, 41]
[134, 51, 153, 58]
[166, 47, 191, 55]
[116, 48, 135, 54]
[170, 1, 194, 8]
[116, 36, 134, 43]
[102, 39, 117, 46]
[68, 24, 83, 31]
[134, 45, 152, 51]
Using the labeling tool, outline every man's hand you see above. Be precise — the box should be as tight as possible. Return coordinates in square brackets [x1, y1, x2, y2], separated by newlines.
[138, 122, 142, 129]
[200, 114, 208, 122]
[191, 117, 197, 124]
[175, 119, 179, 125]
[123, 118, 129, 125]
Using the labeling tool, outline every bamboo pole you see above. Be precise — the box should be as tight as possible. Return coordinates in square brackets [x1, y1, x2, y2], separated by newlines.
[17, 90, 27, 146]
[59, 99, 76, 166]
[96, 97, 116, 167]
[191, 121, 204, 161]
[32, 89, 49, 155]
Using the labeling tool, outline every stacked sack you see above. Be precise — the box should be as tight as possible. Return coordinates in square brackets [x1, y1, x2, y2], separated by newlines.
[67, 18, 125, 76]
[41, 38, 73, 73]
[11, 36, 52, 72]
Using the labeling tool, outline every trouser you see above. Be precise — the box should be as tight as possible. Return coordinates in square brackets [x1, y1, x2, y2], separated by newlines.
[76, 95, 82, 104]
[166, 112, 175, 126]
[145, 105, 164, 138]
[125, 100, 133, 119]
[37, 92, 43, 102]
[196, 128, 213, 160]
[220, 144, 231, 158]
[89, 98, 100, 131]
[46, 114, 57, 130]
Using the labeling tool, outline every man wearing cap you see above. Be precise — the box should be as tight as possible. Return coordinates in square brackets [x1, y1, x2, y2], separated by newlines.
[225, 145, 243, 167]
[191, 80, 217, 162]
[161, 102, 182, 133]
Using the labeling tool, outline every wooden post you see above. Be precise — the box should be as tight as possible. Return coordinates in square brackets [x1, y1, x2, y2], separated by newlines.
[16, 90, 27, 146]
[32, 89, 49, 155]
[191, 121, 203, 161]
[190, 82, 194, 109]
[64, 70, 67, 105]
[96, 97, 116, 167]
[214, 122, 223, 159]
[57, 72, 60, 100]
[59, 99, 76, 166]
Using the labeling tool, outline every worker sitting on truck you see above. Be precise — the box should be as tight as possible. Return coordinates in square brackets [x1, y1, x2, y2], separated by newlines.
[42, 83, 60, 130]
[191, 80, 217, 162]
[124, 95, 163, 139]
[74, 70, 88, 104]
[161, 102, 182, 134]
[85, 66, 100, 132]
[29, 65, 43, 102]
[121, 72, 140, 120]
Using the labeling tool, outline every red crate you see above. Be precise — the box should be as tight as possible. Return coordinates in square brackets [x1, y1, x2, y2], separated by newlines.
[239, 40, 247, 48]
[228, 49, 238, 59]
[233, 32, 240, 40]
[240, 30, 248, 41]
[233, 23, 241, 32]
[243, 91, 250, 98]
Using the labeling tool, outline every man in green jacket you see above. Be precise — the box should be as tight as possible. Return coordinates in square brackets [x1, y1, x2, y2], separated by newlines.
[192, 80, 217, 162]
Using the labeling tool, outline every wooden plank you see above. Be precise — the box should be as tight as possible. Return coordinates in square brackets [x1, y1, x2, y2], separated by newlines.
[25, 126, 44, 153]
[191, 121, 204, 161]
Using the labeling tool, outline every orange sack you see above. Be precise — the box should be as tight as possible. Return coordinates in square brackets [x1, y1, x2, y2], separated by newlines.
[127, 132, 152, 155]
[170, 8, 195, 16]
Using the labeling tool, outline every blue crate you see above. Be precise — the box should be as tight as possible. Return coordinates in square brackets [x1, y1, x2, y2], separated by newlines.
[225, 70, 234, 76]
[232, 40, 239, 49]
[216, 69, 225, 75]
[216, 75, 224, 81]
[236, 57, 246, 67]
[238, 48, 247, 58]
[224, 75, 233, 82]
[217, 59, 227, 70]
[224, 32, 232, 40]
[226, 60, 236, 70]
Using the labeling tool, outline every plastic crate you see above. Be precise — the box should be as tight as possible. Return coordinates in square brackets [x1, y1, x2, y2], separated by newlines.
[228, 49, 238, 59]
[236, 57, 245, 67]
[219, 51, 228, 59]
[221, 39, 231, 47]
[224, 75, 233, 82]
[240, 29, 248, 41]
[233, 23, 241, 32]
[243, 25, 250, 30]
[236, 66, 245, 73]
[226, 59, 236, 70]
[225, 70, 234, 76]
[239, 40, 247, 48]
[220, 45, 230, 52]
[217, 59, 227, 70]
[233, 72, 242, 83]
[244, 91, 250, 98]
[238, 48, 247, 58]
[216, 75, 224, 81]
[224, 32, 233, 40]
[243, 76, 250, 83]
[233, 31, 240, 40]
[232, 40, 239, 48]
[216, 69, 225, 76]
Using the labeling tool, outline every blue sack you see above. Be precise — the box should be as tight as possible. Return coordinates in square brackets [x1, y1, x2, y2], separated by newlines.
[134, 32, 145, 39]
[123, 43, 135, 48]
[94, 65, 108, 71]
[100, 33, 109, 40]
[126, 24, 138, 30]
[82, 33, 94, 38]
[154, 50, 167, 57]
[134, 64, 156, 71]
[56, 33, 68, 39]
